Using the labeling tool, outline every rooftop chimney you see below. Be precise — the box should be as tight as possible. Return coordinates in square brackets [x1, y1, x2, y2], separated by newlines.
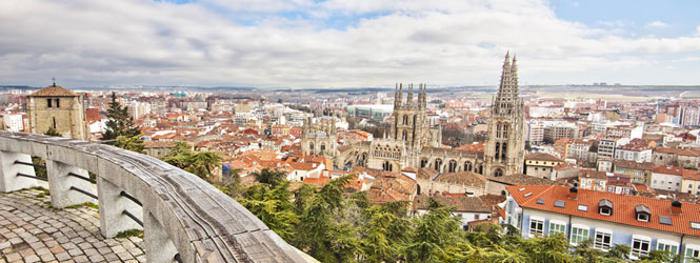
[568, 183, 578, 200]
[671, 200, 682, 215]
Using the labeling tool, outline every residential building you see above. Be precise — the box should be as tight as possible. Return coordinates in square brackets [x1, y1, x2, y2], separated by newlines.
[505, 185, 700, 261]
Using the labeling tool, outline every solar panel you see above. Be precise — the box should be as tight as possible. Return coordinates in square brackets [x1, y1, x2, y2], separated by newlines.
[659, 216, 672, 225]
[554, 200, 565, 208]
[536, 198, 544, 204]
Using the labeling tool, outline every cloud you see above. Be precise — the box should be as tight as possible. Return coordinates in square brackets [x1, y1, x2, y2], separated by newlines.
[646, 20, 669, 29]
[0, 0, 699, 87]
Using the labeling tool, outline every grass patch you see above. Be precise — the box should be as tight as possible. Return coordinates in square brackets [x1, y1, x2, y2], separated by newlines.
[65, 202, 99, 209]
[115, 229, 143, 239]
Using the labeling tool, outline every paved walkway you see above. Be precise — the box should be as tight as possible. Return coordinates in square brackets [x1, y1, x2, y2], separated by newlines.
[0, 188, 145, 263]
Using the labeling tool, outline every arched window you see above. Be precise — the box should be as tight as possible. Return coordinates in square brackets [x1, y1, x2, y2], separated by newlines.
[420, 159, 428, 168]
[402, 130, 408, 141]
[403, 115, 409, 125]
[501, 142, 507, 161]
[309, 142, 314, 151]
[503, 125, 508, 138]
[496, 123, 502, 138]
[448, 160, 457, 173]
[494, 168, 504, 177]
[382, 161, 393, 171]
[434, 159, 443, 172]
[495, 142, 500, 160]
[464, 161, 473, 172]
[320, 143, 326, 154]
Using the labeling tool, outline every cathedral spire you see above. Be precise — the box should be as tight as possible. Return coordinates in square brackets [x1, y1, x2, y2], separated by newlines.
[511, 54, 518, 95]
[407, 83, 414, 107]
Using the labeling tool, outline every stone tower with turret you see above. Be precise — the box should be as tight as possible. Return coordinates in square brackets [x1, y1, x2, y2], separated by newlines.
[301, 116, 338, 158]
[386, 83, 441, 169]
[484, 52, 525, 177]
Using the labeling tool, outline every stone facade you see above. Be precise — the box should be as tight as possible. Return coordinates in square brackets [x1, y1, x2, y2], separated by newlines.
[484, 53, 526, 177]
[28, 83, 88, 140]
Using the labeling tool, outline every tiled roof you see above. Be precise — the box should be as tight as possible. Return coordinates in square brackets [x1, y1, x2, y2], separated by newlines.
[484, 174, 556, 186]
[613, 160, 654, 170]
[434, 172, 486, 186]
[413, 195, 491, 213]
[579, 169, 607, 180]
[526, 152, 562, 162]
[508, 185, 700, 237]
[652, 165, 700, 180]
[29, 85, 78, 97]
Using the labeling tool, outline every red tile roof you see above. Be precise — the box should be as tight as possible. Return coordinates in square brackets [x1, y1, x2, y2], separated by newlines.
[507, 185, 700, 237]
[30, 85, 78, 97]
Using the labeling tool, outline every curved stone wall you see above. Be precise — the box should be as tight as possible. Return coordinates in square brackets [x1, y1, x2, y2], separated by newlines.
[0, 132, 309, 263]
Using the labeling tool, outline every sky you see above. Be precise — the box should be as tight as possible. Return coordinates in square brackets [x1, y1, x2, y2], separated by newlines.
[1, 0, 699, 88]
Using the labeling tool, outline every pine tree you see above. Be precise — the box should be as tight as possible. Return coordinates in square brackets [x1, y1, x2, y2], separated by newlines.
[102, 92, 140, 141]
[44, 127, 61, 137]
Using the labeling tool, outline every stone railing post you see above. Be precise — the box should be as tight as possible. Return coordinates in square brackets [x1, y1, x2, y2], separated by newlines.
[0, 150, 41, 192]
[144, 211, 178, 263]
[97, 176, 143, 238]
[46, 160, 96, 208]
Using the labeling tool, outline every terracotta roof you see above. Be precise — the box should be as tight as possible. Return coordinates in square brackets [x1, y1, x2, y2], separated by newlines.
[29, 85, 78, 97]
[416, 168, 439, 180]
[613, 160, 654, 170]
[508, 185, 700, 237]
[579, 169, 607, 180]
[484, 174, 556, 186]
[434, 172, 486, 186]
[526, 152, 562, 162]
[653, 165, 700, 180]
[413, 195, 491, 213]
[366, 174, 417, 204]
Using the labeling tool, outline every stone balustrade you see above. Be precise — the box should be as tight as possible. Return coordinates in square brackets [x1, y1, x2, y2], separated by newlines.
[0, 132, 310, 263]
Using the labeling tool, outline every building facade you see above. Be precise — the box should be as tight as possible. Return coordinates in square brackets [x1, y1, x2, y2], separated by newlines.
[484, 53, 526, 177]
[27, 83, 88, 140]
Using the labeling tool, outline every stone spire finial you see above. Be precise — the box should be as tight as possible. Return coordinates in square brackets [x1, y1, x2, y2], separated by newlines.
[52, 77, 56, 87]
[407, 83, 414, 107]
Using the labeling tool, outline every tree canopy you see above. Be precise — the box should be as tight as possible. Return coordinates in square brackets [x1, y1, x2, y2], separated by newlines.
[102, 92, 140, 141]
[225, 174, 688, 263]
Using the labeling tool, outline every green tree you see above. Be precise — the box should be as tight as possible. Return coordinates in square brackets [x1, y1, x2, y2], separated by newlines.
[44, 127, 61, 137]
[162, 142, 222, 180]
[102, 92, 140, 141]
[253, 168, 287, 187]
[115, 135, 144, 153]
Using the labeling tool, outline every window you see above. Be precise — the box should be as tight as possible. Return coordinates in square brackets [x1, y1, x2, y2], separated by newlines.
[570, 225, 589, 246]
[548, 221, 566, 236]
[474, 214, 480, 220]
[600, 207, 611, 215]
[686, 245, 700, 263]
[47, 98, 52, 108]
[656, 239, 679, 255]
[55, 98, 60, 108]
[529, 217, 544, 237]
[593, 229, 612, 251]
[637, 213, 649, 222]
[630, 236, 651, 259]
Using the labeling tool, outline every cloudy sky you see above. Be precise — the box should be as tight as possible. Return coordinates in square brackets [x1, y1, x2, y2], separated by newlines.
[1, 0, 699, 88]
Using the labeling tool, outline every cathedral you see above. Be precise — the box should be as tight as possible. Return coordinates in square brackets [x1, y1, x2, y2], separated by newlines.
[303, 53, 525, 177]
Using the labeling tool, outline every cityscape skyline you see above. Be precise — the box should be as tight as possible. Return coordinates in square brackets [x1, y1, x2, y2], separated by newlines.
[2, 0, 700, 88]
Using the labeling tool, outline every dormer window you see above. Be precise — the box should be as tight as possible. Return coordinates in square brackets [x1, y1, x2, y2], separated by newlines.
[598, 199, 613, 216]
[635, 205, 651, 222]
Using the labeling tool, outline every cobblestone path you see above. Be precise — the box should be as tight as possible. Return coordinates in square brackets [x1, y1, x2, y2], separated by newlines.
[0, 188, 146, 263]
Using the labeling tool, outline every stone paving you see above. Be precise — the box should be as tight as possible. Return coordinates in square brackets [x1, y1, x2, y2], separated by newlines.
[0, 188, 146, 263]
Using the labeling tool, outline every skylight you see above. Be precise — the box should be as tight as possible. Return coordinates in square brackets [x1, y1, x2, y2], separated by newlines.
[536, 198, 544, 204]
[691, 222, 700, 230]
[659, 216, 672, 225]
[554, 200, 565, 208]
[577, 205, 588, 211]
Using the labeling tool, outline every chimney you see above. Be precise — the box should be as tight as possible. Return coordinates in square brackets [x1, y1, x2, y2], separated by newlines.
[568, 183, 578, 200]
[672, 200, 682, 215]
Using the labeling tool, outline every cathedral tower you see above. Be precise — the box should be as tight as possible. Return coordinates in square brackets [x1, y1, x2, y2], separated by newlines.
[484, 52, 525, 176]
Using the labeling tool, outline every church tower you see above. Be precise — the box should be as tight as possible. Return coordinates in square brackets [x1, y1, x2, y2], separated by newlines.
[484, 52, 525, 176]
[28, 81, 88, 140]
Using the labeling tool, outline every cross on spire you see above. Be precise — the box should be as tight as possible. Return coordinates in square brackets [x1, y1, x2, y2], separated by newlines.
[52, 77, 56, 87]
